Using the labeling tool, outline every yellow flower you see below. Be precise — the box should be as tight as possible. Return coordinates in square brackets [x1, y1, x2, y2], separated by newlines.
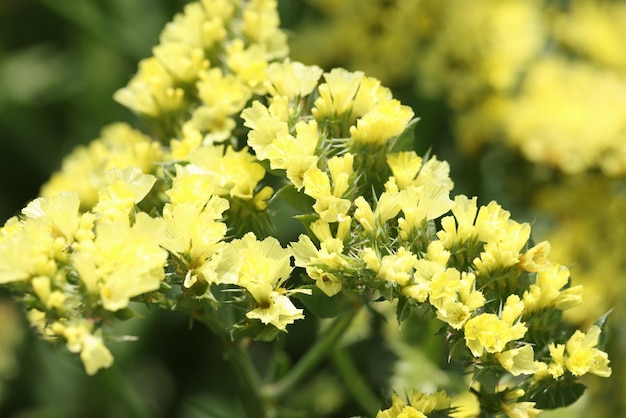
[387, 152, 423, 190]
[546, 343, 566, 379]
[188, 144, 267, 200]
[22, 191, 81, 243]
[169, 126, 204, 160]
[241, 0, 288, 58]
[291, 234, 347, 297]
[437, 195, 480, 249]
[93, 167, 157, 222]
[398, 183, 454, 237]
[0, 217, 56, 284]
[72, 213, 168, 311]
[226, 40, 269, 94]
[216, 233, 304, 330]
[80, 332, 115, 376]
[501, 389, 542, 418]
[303, 167, 351, 223]
[410, 390, 452, 415]
[464, 295, 527, 356]
[41, 123, 162, 209]
[217, 232, 293, 290]
[565, 325, 611, 377]
[522, 264, 581, 312]
[375, 191, 403, 225]
[498, 345, 545, 376]
[352, 75, 394, 118]
[162, 201, 228, 287]
[354, 196, 376, 231]
[245, 290, 304, 332]
[242, 100, 289, 162]
[259, 118, 320, 190]
[265, 59, 324, 99]
[428, 268, 484, 329]
[161, 2, 230, 49]
[153, 43, 209, 83]
[349, 99, 414, 149]
[197, 67, 252, 117]
[429, 268, 462, 307]
[327, 153, 354, 198]
[165, 168, 215, 208]
[185, 106, 237, 143]
[519, 241, 551, 272]
[52, 322, 114, 376]
[401, 257, 446, 303]
[377, 393, 408, 418]
[377, 247, 418, 287]
[377, 390, 451, 418]
[114, 57, 184, 117]
[313, 68, 363, 119]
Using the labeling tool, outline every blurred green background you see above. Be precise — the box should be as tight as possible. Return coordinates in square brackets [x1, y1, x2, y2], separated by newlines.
[1, 0, 624, 417]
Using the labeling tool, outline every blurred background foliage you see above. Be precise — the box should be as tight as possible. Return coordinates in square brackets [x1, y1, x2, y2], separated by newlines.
[0, 0, 624, 417]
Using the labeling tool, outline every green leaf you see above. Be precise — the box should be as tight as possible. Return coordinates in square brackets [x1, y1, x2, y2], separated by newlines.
[389, 117, 420, 153]
[274, 184, 315, 213]
[528, 378, 586, 410]
[593, 307, 614, 350]
[293, 285, 351, 318]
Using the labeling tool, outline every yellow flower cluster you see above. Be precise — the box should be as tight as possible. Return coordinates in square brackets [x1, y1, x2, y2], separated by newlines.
[114, 0, 287, 130]
[1, 169, 168, 374]
[0, 0, 296, 376]
[426, 0, 626, 175]
[0, 1, 614, 414]
[293, 0, 626, 175]
[41, 123, 162, 208]
[533, 174, 626, 325]
[244, 61, 611, 402]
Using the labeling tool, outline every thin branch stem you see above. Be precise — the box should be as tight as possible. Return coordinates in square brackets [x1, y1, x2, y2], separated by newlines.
[261, 306, 359, 401]
[226, 341, 269, 418]
[98, 367, 153, 418]
[331, 346, 381, 416]
[174, 300, 269, 418]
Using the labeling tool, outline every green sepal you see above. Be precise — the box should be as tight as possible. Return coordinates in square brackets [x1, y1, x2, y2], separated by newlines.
[274, 183, 315, 213]
[113, 307, 141, 321]
[294, 213, 320, 238]
[395, 295, 411, 324]
[389, 117, 420, 153]
[293, 285, 351, 318]
[528, 377, 586, 410]
[230, 320, 282, 342]
[593, 307, 614, 351]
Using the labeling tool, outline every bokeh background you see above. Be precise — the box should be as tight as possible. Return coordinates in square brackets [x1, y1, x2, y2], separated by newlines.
[1, 0, 624, 416]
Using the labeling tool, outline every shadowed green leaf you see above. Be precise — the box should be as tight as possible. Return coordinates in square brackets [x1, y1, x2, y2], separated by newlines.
[389, 117, 420, 153]
[293, 285, 351, 318]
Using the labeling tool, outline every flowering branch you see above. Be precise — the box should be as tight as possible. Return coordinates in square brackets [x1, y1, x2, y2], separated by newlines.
[0, 1, 613, 417]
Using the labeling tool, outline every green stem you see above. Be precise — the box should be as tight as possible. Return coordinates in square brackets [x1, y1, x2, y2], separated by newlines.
[98, 366, 152, 418]
[331, 346, 381, 416]
[174, 300, 269, 418]
[262, 307, 359, 401]
[226, 341, 270, 418]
